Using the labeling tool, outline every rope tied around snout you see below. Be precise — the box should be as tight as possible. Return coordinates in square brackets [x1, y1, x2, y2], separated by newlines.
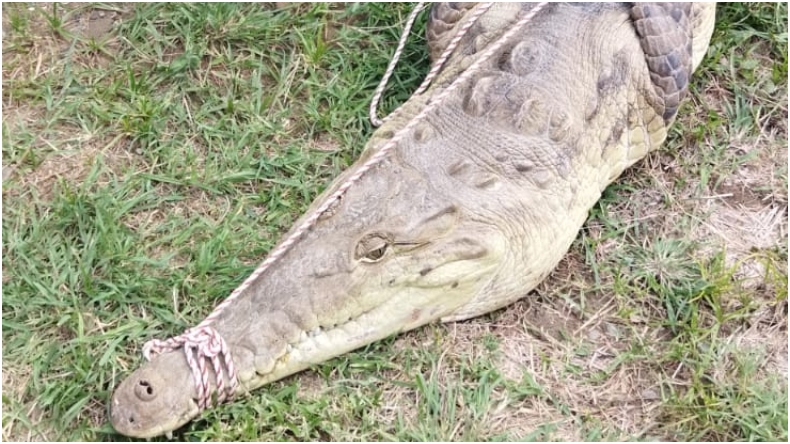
[143, 325, 238, 409]
[141, 1, 548, 413]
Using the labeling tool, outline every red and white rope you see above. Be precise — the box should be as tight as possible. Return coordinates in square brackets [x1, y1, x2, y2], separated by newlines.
[143, 1, 548, 411]
[143, 326, 238, 409]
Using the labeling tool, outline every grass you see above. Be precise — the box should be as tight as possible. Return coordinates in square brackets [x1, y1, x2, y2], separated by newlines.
[2, 2, 787, 441]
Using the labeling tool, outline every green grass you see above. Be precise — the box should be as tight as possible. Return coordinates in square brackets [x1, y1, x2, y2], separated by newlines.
[2, 3, 787, 441]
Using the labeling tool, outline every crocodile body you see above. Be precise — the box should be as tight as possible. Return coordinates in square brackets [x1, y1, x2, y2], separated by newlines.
[110, 3, 716, 438]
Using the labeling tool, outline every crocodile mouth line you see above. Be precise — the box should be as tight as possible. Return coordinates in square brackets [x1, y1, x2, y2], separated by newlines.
[241, 307, 391, 389]
[240, 283, 478, 389]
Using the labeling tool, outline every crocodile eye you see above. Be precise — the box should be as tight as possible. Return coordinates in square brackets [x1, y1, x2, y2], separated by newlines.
[365, 245, 387, 261]
[356, 234, 391, 262]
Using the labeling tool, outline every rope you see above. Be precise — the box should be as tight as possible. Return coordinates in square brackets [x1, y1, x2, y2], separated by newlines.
[369, 2, 427, 127]
[143, 327, 238, 409]
[369, 2, 494, 127]
[143, 1, 548, 412]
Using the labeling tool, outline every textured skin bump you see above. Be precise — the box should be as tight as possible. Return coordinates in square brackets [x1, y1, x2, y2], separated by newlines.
[630, 2, 694, 123]
[425, 3, 531, 81]
[426, 2, 477, 62]
[500, 40, 547, 77]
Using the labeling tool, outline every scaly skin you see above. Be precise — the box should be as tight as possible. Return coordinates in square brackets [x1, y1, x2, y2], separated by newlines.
[110, 3, 716, 438]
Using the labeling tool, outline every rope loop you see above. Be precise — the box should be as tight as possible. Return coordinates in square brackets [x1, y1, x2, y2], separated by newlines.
[369, 2, 494, 127]
[369, 2, 427, 127]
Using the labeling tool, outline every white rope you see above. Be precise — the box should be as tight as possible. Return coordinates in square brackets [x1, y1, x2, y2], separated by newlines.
[369, 2, 495, 127]
[369, 2, 427, 127]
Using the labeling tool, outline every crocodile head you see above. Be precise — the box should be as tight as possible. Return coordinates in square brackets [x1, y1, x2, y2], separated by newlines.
[110, 139, 510, 437]
[110, 2, 717, 438]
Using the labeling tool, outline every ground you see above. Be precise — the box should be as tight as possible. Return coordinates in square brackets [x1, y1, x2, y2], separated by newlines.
[1, 2, 787, 441]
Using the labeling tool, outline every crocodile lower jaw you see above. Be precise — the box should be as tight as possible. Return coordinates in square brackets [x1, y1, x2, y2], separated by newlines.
[238, 284, 482, 391]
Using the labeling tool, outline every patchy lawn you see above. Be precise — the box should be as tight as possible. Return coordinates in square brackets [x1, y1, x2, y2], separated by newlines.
[2, 2, 787, 441]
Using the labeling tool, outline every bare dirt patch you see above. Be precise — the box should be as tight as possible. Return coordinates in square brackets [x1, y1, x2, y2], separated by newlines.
[726, 302, 788, 380]
[3, 132, 136, 200]
[62, 4, 124, 41]
[689, 107, 787, 289]
[2, 3, 137, 200]
[2, 3, 128, 77]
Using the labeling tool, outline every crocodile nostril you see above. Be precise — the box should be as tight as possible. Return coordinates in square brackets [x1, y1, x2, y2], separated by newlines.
[134, 380, 156, 401]
[129, 416, 135, 423]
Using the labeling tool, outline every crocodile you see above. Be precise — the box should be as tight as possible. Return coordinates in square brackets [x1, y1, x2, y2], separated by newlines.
[110, 2, 716, 438]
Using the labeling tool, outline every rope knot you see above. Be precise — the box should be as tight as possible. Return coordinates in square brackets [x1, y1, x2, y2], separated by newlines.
[143, 326, 239, 410]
